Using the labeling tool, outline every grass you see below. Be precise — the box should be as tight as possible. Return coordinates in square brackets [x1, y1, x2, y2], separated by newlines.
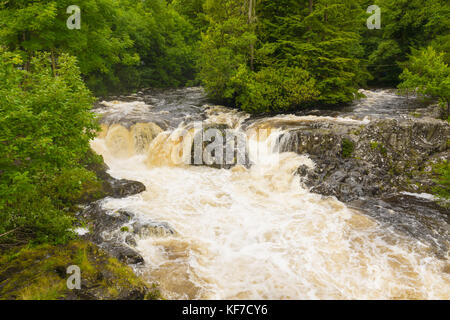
[370, 141, 387, 156]
[341, 138, 355, 158]
[0, 241, 160, 300]
[432, 160, 450, 206]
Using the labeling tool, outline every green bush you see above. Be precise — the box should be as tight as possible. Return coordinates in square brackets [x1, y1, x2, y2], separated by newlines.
[399, 47, 450, 119]
[432, 160, 450, 204]
[341, 139, 355, 158]
[233, 66, 319, 113]
[0, 50, 99, 245]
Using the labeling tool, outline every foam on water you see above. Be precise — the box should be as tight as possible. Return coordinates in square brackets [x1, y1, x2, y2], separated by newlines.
[90, 118, 450, 299]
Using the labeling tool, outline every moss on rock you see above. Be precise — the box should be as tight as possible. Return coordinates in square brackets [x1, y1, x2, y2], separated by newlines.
[341, 138, 355, 158]
[0, 241, 160, 300]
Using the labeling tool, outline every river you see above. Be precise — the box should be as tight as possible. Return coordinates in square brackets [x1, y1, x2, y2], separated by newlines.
[90, 88, 449, 299]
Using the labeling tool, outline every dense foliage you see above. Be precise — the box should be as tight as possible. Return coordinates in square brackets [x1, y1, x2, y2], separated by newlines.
[432, 160, 450, 207]
[197, 0, 449, 113]
[0, 0, 199, 95]
[363, 0, 449, 86]
[2, 0, 447, 109]
[398, 47, 449, 119]
[0, 50, 99, 245]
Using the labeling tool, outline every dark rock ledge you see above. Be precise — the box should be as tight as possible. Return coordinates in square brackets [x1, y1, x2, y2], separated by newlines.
[275, 117, 450, 202]
[277, 116, 449, 256]
[77, 201, 176, 266]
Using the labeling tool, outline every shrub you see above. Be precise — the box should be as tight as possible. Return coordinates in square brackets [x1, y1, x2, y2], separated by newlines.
[233, 66, 319, 113]
[432, 160, 450, 205]
[341, 138, 355, 158]
[0, 50, 99, 245]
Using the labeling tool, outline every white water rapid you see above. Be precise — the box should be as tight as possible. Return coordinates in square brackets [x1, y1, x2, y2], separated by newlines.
[90, 90, 449, 299]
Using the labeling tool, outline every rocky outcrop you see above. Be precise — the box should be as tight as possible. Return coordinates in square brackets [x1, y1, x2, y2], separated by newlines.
[86, 156, 146, 200]
[277, 117, 449, 202]
[76, 151, 152, 264]
[77, 202, 176, 266]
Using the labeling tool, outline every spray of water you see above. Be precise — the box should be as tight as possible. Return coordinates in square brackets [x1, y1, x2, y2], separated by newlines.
[90, 106, 449, 300]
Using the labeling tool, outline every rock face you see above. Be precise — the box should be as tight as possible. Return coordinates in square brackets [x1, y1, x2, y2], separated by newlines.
[78, 202, 176, 266]
[70, 151, 171, 298]
[79, 203, 144, 265]
[88, 158, 146, 199]
[76, 152, 152, 265]
[278, 117, 449, 202]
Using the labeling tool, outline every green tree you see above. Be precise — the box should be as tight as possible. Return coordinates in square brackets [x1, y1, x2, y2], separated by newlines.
[0, 50, 99, 245]
[0, 0, 140, 94]
[135, 0, 199, 88]
[398, 46, 450, 119]
[0, 0, 199, 94]
[171, 0, 208, 35]
[198, 0, 368, 112]
[198, 0, 254, 104]
[365, 0, 450, 85]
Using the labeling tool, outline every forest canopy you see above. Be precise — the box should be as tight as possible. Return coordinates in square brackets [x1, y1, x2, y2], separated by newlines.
[1, 0, 448, 112]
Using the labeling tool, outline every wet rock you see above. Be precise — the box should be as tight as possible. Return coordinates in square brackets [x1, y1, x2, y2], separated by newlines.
[125, 235, 137, 247]
[348, 195, 450, 258]
[102, 243, 144, 265]
[80, 203, 131, 234]
[95, 163, 145, 199]
[132, 221, 176, 237]
[289, 118, 449, 202]
[84, 151, 146, 201]
[78, 201, 176, 265]
[106, 178, 146, 198]
[0, 241, 157, 300]
[78, 203, 142, 264]
[410, 103, 448, 121]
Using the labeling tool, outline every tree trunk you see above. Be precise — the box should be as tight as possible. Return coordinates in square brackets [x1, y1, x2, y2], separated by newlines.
[22, 32, 30, 72]
[307, 0, 314, 37]
[51, 49, 57, 77]
[248, 0, 255, 71]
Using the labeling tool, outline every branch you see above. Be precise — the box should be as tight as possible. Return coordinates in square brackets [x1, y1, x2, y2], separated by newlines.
[0, 228, 18, 238]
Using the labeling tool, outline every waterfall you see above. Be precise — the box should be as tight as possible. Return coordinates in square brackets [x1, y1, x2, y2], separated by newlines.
[89, 95, 449, 300]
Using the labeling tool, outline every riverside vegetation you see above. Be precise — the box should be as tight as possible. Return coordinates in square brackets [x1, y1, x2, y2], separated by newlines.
[0, 0, 449, 299]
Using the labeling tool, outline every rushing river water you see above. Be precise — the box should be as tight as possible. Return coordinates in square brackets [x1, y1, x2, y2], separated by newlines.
[90, 88, 449, 299]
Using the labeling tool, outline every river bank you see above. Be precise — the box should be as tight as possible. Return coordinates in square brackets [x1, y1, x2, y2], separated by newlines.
[0, 153, 160, 300]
